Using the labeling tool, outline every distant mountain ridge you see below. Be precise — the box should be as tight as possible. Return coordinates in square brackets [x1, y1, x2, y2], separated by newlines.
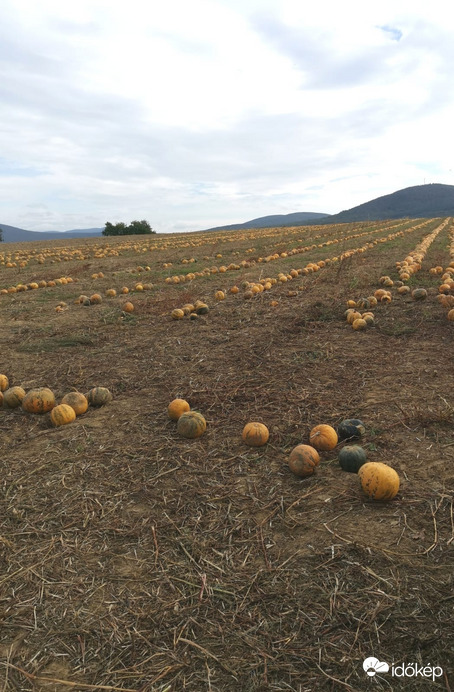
[205, 211, 330, 232]
[0, 224, 103, 243]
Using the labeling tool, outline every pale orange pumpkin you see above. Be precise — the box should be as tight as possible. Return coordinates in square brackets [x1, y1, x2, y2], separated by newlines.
[50, 404, 76, 427]
[22, 387, 56, 414]
[358, 462, 400, 500]
[61, 392, 88, 416]
[168, 398, 190, 420]
[309, 424, 338, 451]
[242, 422, 269, 447]
[288, 444, 320, 477]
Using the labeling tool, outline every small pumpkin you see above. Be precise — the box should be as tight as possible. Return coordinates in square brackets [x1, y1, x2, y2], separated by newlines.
[61, 392, 88, 416]
[309, 424, 338, 451]
[242, 422, 269, 447]
[288, 444, 320, 477]
[122, 302, 135, 313]
[337, 418, 365, 441]
[171, 309, 185, 320]
[22, 387, 56, 414]
[3, 386, 26, 408]
[90, 293, 103, 304]
[352, 318, 367, 331]
[0, 374, 9, 392]
[177, 411, 207, 439]
[168, 398, 190, 420]
[195, 303, 209, 315]
[85, 387, 113, 406]
[338, 445, 367, 473]
[50, 404, 76, 427]
[358, 462, 400, 500]
[412, 288, 427, 301]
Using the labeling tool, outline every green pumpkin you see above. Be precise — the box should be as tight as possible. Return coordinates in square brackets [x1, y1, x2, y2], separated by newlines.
[338, 445, 367, 473]
[356, 297, 370, 310]
[337, 418, 365, 441]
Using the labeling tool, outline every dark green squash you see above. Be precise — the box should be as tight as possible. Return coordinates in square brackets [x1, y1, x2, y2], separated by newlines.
[337, 418, 365, 441]
[338, 445, 367, 473]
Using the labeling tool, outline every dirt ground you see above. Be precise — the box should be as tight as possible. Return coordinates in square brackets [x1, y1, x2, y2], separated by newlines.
[1, 220, 454, 691]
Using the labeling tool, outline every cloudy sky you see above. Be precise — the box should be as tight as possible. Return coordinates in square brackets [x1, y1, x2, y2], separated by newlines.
[1, 0, 453, 233]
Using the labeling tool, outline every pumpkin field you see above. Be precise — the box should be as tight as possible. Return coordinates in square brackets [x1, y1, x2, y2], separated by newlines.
[1, 217, 454, 690]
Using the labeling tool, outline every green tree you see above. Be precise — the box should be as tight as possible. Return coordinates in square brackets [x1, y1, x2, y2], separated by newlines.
[102, 220, 155, 236]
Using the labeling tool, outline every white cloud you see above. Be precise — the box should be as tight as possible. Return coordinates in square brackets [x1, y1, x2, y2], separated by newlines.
[0, 0, 454, 232]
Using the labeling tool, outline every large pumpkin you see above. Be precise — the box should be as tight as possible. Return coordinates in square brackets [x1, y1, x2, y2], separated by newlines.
[61, 392, 89, 416]
[3, 386, 26, 408]
[168, 398, 190, 420]
[22, 387, 56, 414]
[358, 462, 400, 500]
[0, 374, 9, 392]
[288, 444, 320, 477]
[50, 404, 76, 427]
[177, 411, 206, 439]
[309, 424, 338, 451]
[337, 418, 365, 441]
[242, 422, 269, 447]
[86, 387, 113, 406]
[338, 445, 367, 473]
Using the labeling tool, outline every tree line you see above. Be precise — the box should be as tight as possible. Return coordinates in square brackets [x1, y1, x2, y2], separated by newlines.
[103, 220, 155, 236]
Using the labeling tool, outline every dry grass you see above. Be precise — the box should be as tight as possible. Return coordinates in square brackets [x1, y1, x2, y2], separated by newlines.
[1, 220, 454, 691]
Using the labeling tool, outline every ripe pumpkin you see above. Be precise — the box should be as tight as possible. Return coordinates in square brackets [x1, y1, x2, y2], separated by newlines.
[50, 404, 76, 427]
[168, 398, 190, 420]
[309, 424, 338, 451]
[352, 318, 367, 330]
[0, 374, 9, 391]
[242, 422, 269, 447]
[0, 391, 3, 407]
[338, 445, 367, 473]
[61, 392, 88, 416]
[195, 303, 209, 315]
[337, 418, 365, 441]
[122, 302, 134, 313]
[22, 387, 56, 414]
[358, 462, 400, 500]
[171, 309, 185, 320]
[86, 387, 113, 406]
[288, 444, 320, 477]
[3, 386, 26, 408]
[90, 294, 103, 304]
[177, 411, 207, 439]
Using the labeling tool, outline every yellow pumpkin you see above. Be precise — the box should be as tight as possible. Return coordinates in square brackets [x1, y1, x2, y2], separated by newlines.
[288, 444, 320, 477]
[177, 411, 206, 439]
[242, 422, 269, 447]
[61, 392, 88, 416]
[171, 309, 185, 320]
[358, 462, 400, 500]
[22, 387, 56, 414]
[50, 404, 76, 427]
[309, 424, 338, 451]
[122, 302, 135, 313]
[3, 386, 26, 408]
[0, 374, 9, 391]
[168, 398, 190, 420]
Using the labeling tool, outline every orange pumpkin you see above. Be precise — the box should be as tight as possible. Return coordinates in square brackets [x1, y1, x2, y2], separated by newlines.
[22, 387, 56, 414]
[122, 302, 134, 313]
[0, 374, 9, 391]
[288, 444, 320, 477]
[309, 424, 338, 451]
[177, 411, 206, 439]
[242, 422, 269, 447]
[168, 398, 190, 420]
[171, 309, 185, 320]
[61, 392, 88, 416]
[3, 386, 26, 408]
[358, 462, 400, 500]
[90, 293, 103, 304]
[50, 404, 76, 427]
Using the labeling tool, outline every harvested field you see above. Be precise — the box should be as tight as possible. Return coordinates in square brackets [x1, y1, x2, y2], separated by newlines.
[1, 218, 454, 690]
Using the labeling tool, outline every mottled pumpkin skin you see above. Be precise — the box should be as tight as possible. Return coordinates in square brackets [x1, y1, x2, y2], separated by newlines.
[61, 392, 89, 416]
[358, 462, 400, 500]
[338, 445, 367, 473]
[3, 386, 26, 408]
[309, 424, 338, 451]
[22, 387, 56, 414]
[50, 404, 76, 427]
[337, 419, 365, 441]
[85, 387, 113, 407]
[177, 411, 207, 439]
[168, 398, 190, 421]
[242, 422, 269, 447]
[288, 444, 320, 477]
[0, 374, 9, 392]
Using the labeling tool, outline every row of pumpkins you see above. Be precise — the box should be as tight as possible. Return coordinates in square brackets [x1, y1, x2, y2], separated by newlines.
[168, 399, 399, 501]
[0, 375, 112, 426]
